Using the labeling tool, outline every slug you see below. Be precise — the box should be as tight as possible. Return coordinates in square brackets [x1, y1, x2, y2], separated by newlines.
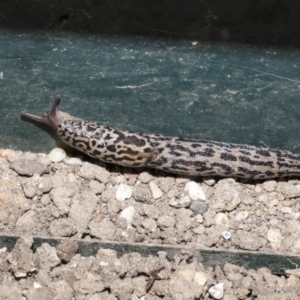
[21, 96, 300, 179]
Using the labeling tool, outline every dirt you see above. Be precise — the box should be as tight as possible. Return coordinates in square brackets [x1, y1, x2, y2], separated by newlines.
[1, 147, 300, 299]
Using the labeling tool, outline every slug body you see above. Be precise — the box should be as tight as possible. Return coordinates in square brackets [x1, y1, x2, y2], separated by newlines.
[21, 96, 300, 179]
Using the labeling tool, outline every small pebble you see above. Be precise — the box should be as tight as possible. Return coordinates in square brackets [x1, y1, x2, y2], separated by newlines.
[214, 213, 230, 228]
[0, 149, 14, 158]
[281, 207, 292, 214]
[64, 157, 83, 166]
[149, 181, 163, 199]
[235, 211, 249, 221]
[184, 181, 206, 201]
[190, 201, 209, 214]
[33, 282, 42, 289]
[174, 267, 196, 282]
[203, 178, 216, 186]
[10, 159, 45, 176]
[263, 180, 277, 192]
[267, 228, 282, 250]
[208, 282, 224, 299]
[119, 206, 135, 228]
[48, 148, 66, 163]
[138, 172, 153, 183]
[195, 214, 204, 223]
[193, 271, 207, 286]
[169, 192, 191, 208]
[221, 231, 231, 240]
[56, 239, 78, 262]
[116, 183, 133, 201]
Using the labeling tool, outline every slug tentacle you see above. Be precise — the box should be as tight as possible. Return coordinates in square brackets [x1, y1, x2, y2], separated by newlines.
[21, 96, 300, 179]
[21, 95, 61, 129]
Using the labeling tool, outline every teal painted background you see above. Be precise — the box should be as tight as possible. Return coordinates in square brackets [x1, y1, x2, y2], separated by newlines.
[1, 1, 300, 153]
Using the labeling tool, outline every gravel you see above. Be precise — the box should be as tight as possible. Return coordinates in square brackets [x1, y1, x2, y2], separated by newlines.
[1, 147, 300, 299]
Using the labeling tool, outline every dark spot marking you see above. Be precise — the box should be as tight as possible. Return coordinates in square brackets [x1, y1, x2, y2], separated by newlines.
[93, 150, 101, 156]
[174, 137, 189, 143]
[131, 162, 144, 167]
[107, 145, 116, 152]
[211, 162, 234, 174]
[206, 143, 215, 148]
[191, 143, 202, 148]
[170, 164, 189, 172]
[144, 147, 153, 153]
[195, 166, 213, 172]
[118, 148, 140, 156]
[239, 156, 274, 167]
[91, 140, 96, 147]
[156, 147, 164, 153]
[277, 162, 300, 169]
[199, 148, 215, 157]
[256, 149, 271, 157]
[265, 171, 275, 177]
[104, 155, 135, 162]
[87, 125, 97, 132]
[220, 153, 237, 161]
[149, 157, 168, 166]
[169, 150, 183, 157]
[254, 155, 260, 159]
[123, 135, 146, 147]
[237, 167, 261, 176]
[240, 150, 251, 156]
[235, 173, 246, 177]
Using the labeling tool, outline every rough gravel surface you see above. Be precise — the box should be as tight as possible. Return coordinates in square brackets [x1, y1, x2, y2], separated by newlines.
[1, 148, 300, 299]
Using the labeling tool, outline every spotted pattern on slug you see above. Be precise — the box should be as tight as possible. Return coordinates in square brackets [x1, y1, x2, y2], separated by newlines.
[57, 119, 158, 168]
[20, 97, 300, 179]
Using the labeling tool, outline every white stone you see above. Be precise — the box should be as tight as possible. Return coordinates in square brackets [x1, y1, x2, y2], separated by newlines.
[15, 271, 28, 278]
[174, 267, 196, 282]
[263, 180, 277, 192]
[208, 283, 224, 299]
[64, 157, 83, 166]
[119, 206, 135, 228]
[184, 181, 206, 201]
[116, 183, 133, 201]
[195, 214, 204, 223]
[48, 148, 66, 163]
[221, 231, 231, 240]
[291, 212, 300, 220]
[149, 181, 163, 199]
[281, 207, 292, 214]
[235, 211, 249, 221]
[267, 228, 282, 250]
[169, 193, 191, 208]
[214, 213, 229, 228]
[193, 271, 207, 286]
[33, 282, 42, 289]
[203, 178, 216, 186]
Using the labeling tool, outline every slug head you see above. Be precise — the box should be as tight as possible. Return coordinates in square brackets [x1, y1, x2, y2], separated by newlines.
[21, 95, 62, 129]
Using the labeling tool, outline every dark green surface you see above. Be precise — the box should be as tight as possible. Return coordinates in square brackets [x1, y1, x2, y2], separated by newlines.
[1, 32, 300, 153]
[0, 234, 299, 275]
[1, 0, 300, 153]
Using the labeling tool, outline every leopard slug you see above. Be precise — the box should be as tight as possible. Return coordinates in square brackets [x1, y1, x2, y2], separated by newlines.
[21, 96, 300, 179]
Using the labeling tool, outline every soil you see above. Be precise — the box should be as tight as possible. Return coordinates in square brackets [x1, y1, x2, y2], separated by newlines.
[0, 147, 300, 300]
